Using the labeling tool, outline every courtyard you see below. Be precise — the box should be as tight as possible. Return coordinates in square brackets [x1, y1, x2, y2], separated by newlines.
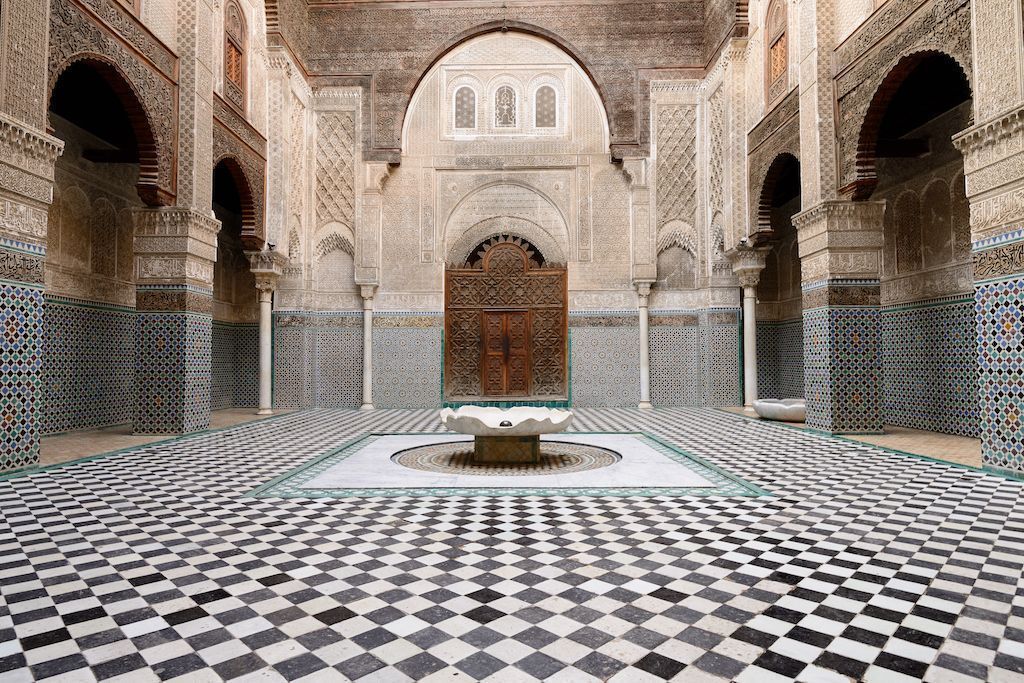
[2, 408, 1021, 682]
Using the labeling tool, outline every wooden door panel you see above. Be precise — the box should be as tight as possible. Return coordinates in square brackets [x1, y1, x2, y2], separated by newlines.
[506, 312, 530, 396]
[482, 311, 506, 396]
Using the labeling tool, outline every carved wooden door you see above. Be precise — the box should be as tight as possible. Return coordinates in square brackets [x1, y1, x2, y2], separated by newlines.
[482, 311, 530, 396]
[445, 239, 567, 400]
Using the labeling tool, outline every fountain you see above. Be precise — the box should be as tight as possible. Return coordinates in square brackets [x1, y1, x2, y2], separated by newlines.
[439, 406, 574, 463]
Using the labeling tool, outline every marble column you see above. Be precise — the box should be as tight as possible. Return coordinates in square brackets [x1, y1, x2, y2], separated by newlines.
[637, 282, 653, 410]
[793, 200, 886, 434]
[360, 285, 376, 410]
[133, 208, 219, 434]
[247, 250, 287, 415]
[727, 246, 770, 407]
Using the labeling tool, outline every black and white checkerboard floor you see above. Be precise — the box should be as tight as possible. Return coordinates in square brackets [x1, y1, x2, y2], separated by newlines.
[2, 408, 1023, 682]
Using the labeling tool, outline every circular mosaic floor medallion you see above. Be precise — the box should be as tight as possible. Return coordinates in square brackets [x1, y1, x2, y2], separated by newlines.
[392, 441, 621, 476]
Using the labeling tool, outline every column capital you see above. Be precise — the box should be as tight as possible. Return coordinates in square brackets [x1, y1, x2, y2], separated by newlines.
[364, 161, 392, 194]
[246, 248, 289, 293]
[634, 280, 653, 302]
[360, 284, 378, 303]
[792, 200, 886, 284]
[725, 244, 770, 288]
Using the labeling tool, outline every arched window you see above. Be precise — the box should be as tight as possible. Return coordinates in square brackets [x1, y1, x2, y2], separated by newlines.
[224, 0, 246, 112]
[765, 0, 788, 105]
[495, 86, 517, 128]
[454, 86, 477, 129]
[535, 85, 557, 128]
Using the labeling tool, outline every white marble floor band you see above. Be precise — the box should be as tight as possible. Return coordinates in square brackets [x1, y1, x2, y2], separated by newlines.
[305, 433, 716, 490]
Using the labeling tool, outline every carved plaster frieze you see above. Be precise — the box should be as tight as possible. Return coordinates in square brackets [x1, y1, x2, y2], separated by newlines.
[0, 245, 45, 285]
[246, 248, 289, 292]
[793, 201, 886, 282]
[953, 106, 1024, 175]
[975, 239, 1024, 281]
[373, 291, 444, 312]
[880, 261, 974, 305]
[0, 194, 51, 243]
[0, 113, 64, 181]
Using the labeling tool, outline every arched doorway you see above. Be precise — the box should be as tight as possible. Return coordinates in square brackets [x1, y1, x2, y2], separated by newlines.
[859, 52, 976, 437]
[211, 159, 259, 410]
[444, 237, 568, 401]
[756, 153, 803, 400]
[41, 60, 151, 435]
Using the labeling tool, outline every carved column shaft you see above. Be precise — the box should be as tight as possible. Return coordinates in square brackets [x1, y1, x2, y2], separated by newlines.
[356, 163, 391, 287]
[133, 208, 220, 434]
[793, 200, 885, 433]
[796, 0, 839, 206]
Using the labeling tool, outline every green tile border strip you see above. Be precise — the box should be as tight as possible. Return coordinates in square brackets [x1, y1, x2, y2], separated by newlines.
[715, 408, 1024, 483]
[0, 410, 306, 482]
[245, 431, 772, 499]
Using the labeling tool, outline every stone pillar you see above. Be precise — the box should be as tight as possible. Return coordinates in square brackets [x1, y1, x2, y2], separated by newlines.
[954, 112, 1024, 472]
[133, 208, 219, 434]
[793, 200, 886, 433]
[360, 285, 376, 410]
[636, 282, 653, 410]
[728, 245, 770, 407]
[0, 116, 63, 471]
[247, 250, 287, 415]
[951, 0, 1024, 472]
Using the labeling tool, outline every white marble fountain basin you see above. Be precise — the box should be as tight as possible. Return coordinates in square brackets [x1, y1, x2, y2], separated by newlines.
[753, 398, 806, 422]
[440, 406, 573, 436]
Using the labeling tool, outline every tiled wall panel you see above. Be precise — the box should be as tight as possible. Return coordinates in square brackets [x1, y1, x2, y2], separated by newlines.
[757, 319, 804, 400]
[373, 325, 442, 409]
[881, 298, 978, 437]
[976, 276, 1024, 473]
[650, 326, 702, 406]
[1, 282, 44, 471]
[41, 298, 136, 434]
[570, 325, 640, 407]
[211, 322, 259, 410]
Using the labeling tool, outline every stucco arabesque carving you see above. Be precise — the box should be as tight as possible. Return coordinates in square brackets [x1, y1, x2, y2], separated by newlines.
[49, 0, 177, 202]
[835, 0, 972, 190]
[726, 244, 770, 288]
[792, 200, 886, 283]
[246, 248, 289, 292]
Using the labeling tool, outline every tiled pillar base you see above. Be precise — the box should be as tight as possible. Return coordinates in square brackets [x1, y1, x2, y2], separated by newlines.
[134, 286, 213, 434]
[0, 240, 46, 471]
[974, 232, 1024, 473]
[802, 281, 883, 434]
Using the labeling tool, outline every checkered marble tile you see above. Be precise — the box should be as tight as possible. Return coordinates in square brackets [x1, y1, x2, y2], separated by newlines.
[1, 408, 1022, 682]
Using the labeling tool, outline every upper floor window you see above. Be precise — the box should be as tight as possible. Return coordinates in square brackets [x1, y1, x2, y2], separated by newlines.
[495, 86, 517, 128]
[224, 0, 246, 112]
[766, 0, 788, 105]
[454, 86, 477, 129]
[535, 85, 557, 128]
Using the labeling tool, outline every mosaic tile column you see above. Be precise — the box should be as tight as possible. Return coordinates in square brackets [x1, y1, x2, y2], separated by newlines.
[794, 201, 886, 434]
[133, 209, 219, 434]
[0, 115, 63, 472]
[954, 105, 1024, 472]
